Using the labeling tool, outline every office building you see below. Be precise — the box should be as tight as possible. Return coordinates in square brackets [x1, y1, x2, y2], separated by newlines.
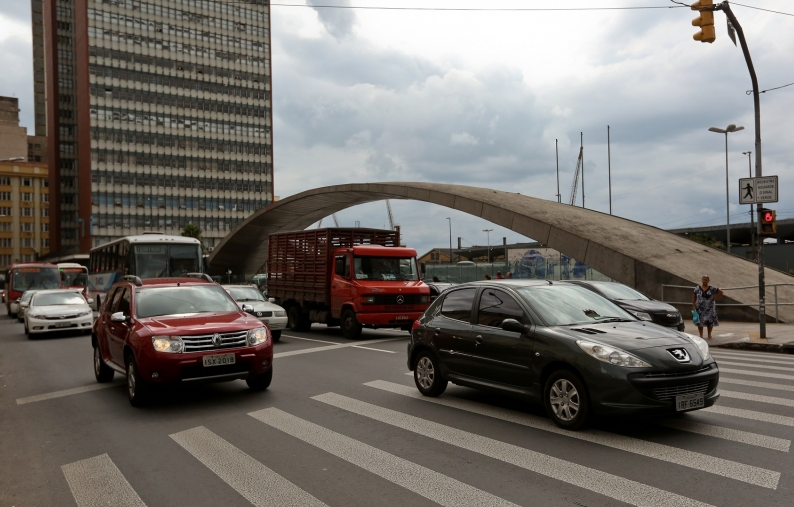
[41, 0, 273, 255]
[0, 161, 51, 268]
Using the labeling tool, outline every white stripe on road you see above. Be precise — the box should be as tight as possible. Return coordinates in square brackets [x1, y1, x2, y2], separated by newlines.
[721, 390, 794, 408]
[248, 407, 520, 507]
[657, 418, 790, 452]
[717, 360, 794, 373]
[713, 352, 794, 366]
[282, 335, 340, 345]
[170, 426, 327, 507]
[721, 376, 794, 393]
[313, 392, 717, 506]
[17, 381, 124, 405]
[713, 350, 794, 362]
[720, 368, 794, 381]
[274, 338, 404, 359]
[364, 380, 779, 489]
[703, 405, 794, 427]
[352, 345, 396, 353]
[62, 454, 147, 507]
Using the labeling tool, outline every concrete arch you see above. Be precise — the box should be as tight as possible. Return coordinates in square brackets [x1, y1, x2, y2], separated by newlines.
[209, 182, 794, 322]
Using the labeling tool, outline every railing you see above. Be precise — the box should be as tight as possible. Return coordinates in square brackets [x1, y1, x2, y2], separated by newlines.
[661, 283, 794, 323]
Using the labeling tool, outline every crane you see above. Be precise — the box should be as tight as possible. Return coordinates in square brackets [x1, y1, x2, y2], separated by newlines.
[385, 200, 395, 230]
[568, 146, 584, 206]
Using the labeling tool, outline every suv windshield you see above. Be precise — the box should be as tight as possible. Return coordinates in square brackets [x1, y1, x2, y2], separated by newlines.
[517, 285, 635, 326]
[591, 283, 649, 301]
[227, 286, 265, 302]
[135, 285, 239, 318]
[33, 293, 87, 306]
[353, 257, 418, 281]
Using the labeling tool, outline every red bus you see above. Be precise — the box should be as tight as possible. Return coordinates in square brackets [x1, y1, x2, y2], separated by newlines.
[4, 262, 61, 317]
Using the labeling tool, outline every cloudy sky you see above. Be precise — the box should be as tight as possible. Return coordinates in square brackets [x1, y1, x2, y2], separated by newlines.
[1, 0, 792, 257]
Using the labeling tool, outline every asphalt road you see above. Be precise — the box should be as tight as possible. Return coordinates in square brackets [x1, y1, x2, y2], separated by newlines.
[3, 314, 794, 507]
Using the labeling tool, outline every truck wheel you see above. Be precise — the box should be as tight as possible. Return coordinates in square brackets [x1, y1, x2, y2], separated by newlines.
[341, 309, 362, 340]
[288, 306, 310, 332]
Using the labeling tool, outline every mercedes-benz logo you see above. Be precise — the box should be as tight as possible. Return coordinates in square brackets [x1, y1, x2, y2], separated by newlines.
[667, 348, 691, 363]
[212, 334, 222, 348]
[396, 295, 405, 304]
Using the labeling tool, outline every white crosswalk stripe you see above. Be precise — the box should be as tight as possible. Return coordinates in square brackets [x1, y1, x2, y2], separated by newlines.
[712, 352, 794, 366]
[721, 376, 794, 393]
[364, 380, 779, 488]
[703, 405, 794, 427]
[720, 368, 794, 381]
[62, 454, 147, 507]
[170, 426, 328, 507]
[248, 407, 521, 507]
[717, 360, 794, 373]
[712, 350, 794, 363]
[720, 390, 794, 408]
[311, 392, 717, 507]
[656, 418, 790, 452]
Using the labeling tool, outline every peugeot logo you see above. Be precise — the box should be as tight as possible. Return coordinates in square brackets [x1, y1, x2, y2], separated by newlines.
[212, 333, 222, 348]
[668, 348, 691, 363]
[396, 295, 405, 304]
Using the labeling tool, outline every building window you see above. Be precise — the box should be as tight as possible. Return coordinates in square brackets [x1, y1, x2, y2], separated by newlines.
[0, 177, 10, 185]
[21, 193, 33, 202]
[0, 192, 10, 201]
[0, 238, 12, 248]
[0, 207, 11, 216]
[42, 208, 49, 217]
[0, 222, 11, 231]
[41, 223, 49, 232]
[21, 208, 34, 217]
[22, 178, 32, 187]
[41, 193, 48, 203]
[22, 238, 33, 248]
[21, 223, 33, 232]
[42, 238, 49, 249]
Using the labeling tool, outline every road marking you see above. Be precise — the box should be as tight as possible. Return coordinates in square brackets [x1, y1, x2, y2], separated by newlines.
[721, 376, 794, 393]
[716, 360, 794, 373]
[352, 345, 396, 353]
[703, 406, 794, 427]
[713, 350, 794, 362]
[248, 407, 520, 507]
[712, 352, 794, 366]
[364, 380, 779, 489]
[720, 368, 794, 381]
[274, 337, 404, 359]
[721, 390, 794, 408]
[282, 335, 340, 345]
[62, 454, 147, 507]
[16, 381, 124, 405]
[170, 426, 327, 507]
[312, 393, 716, 506]
[657, 418, 790, 452]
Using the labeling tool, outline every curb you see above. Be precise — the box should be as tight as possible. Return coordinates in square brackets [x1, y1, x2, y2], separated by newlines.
[715, 342, 794, 354]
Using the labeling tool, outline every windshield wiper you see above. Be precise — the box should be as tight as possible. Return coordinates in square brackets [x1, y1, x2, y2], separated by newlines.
[595, 317, 635, 323]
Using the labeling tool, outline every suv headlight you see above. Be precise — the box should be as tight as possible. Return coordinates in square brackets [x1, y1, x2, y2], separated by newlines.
[685, 333, 710, 360]
[577, 339, 652, 368]
[152, 336, 184, 353]
[247, 327, 269, 346]
[628, 310, 653, 321]
[274, 311, 286, 317]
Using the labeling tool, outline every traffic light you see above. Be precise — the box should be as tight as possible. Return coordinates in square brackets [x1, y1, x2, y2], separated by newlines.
[759, 208, 777, 236]
[691, 0, 716, 43]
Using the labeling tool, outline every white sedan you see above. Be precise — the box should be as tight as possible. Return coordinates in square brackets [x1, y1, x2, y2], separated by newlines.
[17, 290, 41, 322]
[223, 285, 287, 341]
[25, 290, 94, 337]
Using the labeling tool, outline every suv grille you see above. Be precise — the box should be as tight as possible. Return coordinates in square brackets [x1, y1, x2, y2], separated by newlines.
[653, 381, 710, 401]
[181, 330, 248, 352]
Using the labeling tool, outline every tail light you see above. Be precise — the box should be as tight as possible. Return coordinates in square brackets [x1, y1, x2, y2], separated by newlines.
[411, 320, 422, 332]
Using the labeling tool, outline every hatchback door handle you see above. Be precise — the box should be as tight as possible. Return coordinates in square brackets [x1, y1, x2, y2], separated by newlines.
[474, 335, 483, 346]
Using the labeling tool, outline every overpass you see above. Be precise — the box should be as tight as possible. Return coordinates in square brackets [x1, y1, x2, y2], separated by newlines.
[209, 182, 794, 323]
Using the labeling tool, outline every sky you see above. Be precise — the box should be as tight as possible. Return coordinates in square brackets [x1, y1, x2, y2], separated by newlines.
[1, 0, 792, 258]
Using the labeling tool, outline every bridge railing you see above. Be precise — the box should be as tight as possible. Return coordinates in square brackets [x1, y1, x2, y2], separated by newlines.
[661, 283, 794, 323]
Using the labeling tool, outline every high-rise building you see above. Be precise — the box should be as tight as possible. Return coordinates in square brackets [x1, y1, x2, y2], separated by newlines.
[41, 0, 273, 255]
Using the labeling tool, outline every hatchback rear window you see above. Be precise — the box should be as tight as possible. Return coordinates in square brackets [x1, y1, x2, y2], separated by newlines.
[136, 285, 239, 318]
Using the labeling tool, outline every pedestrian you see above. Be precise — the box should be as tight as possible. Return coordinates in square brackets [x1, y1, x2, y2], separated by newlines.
[484, 274, 491, 280]
[506, 272, 513, 279]
[691, 275, 723, 340]
[496, 271, 504, 279]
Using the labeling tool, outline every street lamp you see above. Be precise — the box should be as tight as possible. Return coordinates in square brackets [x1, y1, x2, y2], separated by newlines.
[446, 217, 452, 265]
[708, 124, 745, 253]
[483, 229, 493, 264]
[742, 150, 755, 259]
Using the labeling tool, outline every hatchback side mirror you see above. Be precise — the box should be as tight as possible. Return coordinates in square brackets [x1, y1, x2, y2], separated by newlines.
[501, 318, 527, 334]
[242, 304, 254, 314]
[110, 312, 127, 323]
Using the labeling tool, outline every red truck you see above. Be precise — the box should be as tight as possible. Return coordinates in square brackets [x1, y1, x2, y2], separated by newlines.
[267, 228, 430, 339]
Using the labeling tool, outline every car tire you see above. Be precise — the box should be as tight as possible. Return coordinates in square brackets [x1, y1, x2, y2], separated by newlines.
[543, 369, 590, 430]
[94, 345, 115, 383]
[341, 309, 362, 340]
[270, 330, 281, 342]
[126, 355, 149, 407]
[413, 351, 447, 397]
[246, 367, 272, 391]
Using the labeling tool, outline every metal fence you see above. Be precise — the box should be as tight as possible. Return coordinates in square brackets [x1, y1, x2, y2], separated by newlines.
[661, 283, 794, 323]
[425, 261, 612, 284]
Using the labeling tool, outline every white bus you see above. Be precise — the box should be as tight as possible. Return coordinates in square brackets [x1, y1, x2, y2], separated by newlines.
[88, 234, 204, 309]
[58, 262, 90, 299]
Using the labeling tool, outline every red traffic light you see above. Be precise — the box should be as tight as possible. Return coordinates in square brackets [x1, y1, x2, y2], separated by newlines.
[763, 212, 774, 222]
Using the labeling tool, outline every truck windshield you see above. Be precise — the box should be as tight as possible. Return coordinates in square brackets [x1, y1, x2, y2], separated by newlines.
[353, 257, 419, 281]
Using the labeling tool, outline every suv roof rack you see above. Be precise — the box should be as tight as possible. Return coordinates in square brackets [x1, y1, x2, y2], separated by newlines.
[184, 273, 214, 283]
[122, 275, 143, 287]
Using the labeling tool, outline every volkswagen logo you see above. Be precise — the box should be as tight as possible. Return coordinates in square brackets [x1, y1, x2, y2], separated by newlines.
[256, 311, 263, 317]
[667, 348, 691, 363]
[396, 295, 405, 304]
[212, 333, 222, 348]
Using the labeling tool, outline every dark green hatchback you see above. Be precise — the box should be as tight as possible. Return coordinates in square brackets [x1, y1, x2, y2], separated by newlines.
[407, 280, 719, 430]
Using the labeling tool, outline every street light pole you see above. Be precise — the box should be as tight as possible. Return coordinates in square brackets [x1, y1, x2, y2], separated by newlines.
[446, 217, 452, 265]
[708, 124, 744, 254]
[742, 151, 755, 260]
[483, 229, 493, 268]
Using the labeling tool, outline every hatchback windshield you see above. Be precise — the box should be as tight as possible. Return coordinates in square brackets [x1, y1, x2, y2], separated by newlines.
[227, 286, 265, 302]
[353, 257, 418, 281]
[33, 293, 87, 307]
[135, 285, 239, 318]
[517, 285, 635, 326]
[591, 283, 650, 301]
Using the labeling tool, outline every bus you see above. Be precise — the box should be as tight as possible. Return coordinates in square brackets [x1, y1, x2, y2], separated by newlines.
[88, 234, 204, 310]
[58, 263, 90, 299]
[4, 262, 61, 317]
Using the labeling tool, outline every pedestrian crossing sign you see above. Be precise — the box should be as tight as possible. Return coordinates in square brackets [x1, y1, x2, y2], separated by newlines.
[739, 176, 778, 204]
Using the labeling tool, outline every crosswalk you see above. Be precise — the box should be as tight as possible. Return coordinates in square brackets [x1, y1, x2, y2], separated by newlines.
[61, 349, 794, 507]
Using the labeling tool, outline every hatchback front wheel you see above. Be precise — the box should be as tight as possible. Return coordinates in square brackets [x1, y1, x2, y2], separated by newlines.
[544, 370, 590, 430]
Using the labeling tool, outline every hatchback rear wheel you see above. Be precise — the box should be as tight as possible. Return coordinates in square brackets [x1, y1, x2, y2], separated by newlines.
[544, 370, 590, 430]
[414, 351, 447, 397]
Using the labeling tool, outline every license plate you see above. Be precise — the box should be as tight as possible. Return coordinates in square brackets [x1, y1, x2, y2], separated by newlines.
[202, 353, 236, 367]
[395, 315, 410, 321]
[53, 322, 72, 328]
[675, 393, 705, 411]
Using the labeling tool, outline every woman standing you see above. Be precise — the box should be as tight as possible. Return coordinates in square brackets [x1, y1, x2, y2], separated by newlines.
[691, 275, 724, 339]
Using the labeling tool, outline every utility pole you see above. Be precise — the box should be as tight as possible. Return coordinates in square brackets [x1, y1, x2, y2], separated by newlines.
[446, 217, 452, 264]
[607, 126, 612, 215]
[483, 229, 493, 265]
[580, 132, 585, 209]
[555, 139, 561, 203]
[743, 151, 755, 260]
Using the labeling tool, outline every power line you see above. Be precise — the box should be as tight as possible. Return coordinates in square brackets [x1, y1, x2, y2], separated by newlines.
[747, 81, 794, 95]
[269, 2, 687, 12]
[733, 2, 794, 17]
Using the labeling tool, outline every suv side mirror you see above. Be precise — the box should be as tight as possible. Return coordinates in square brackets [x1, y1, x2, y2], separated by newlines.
[110, 312, 127, 323]
[501, 318, 526, 334]
[242, 304, 254, 314]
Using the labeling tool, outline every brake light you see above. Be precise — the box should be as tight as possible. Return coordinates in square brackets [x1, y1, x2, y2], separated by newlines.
[411, 320, 421, 332]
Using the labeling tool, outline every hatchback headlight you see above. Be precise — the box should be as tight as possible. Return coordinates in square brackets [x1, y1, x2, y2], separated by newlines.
[577, 339, 652, 368]
[247, 327, 269, 346]
[628, 310, 653, 321]
[685, 333, 710, 360]
[274, 311, 286, 317]
[152, 335, 184, 353]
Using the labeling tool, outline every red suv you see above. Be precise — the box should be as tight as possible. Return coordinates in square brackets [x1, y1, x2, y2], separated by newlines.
[92, 275, 273, 406]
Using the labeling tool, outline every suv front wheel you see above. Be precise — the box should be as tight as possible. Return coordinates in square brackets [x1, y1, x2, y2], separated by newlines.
[246, 367, 272, 391]
[126, 355, 150, 407]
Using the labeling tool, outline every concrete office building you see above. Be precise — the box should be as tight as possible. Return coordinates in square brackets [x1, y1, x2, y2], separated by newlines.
[0, 161, 51, 269]
[40, 0, 273, 255]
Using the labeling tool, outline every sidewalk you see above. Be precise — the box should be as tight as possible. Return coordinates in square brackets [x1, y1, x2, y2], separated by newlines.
[683, 320, 794, 353]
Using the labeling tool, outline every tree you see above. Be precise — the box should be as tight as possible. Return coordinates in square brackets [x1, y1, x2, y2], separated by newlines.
[181, 224, 205, 252]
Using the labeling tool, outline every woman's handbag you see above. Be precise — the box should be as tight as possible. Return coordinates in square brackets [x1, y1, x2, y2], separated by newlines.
[692, 309, 700, 325]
